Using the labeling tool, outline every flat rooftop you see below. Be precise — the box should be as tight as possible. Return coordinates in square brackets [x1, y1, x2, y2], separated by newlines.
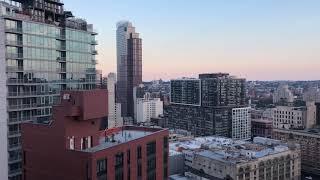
[82, 126, 164, 153]
[170, 136, 298, 164]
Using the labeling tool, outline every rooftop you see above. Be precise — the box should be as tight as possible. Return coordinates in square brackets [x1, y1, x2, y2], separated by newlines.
[170, 136, 298, 164]
[82, 126, 165, 153]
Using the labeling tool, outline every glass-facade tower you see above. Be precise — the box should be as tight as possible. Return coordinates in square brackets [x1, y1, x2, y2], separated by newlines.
[0, 1, 98, 179]
[116, 21, 142, 120]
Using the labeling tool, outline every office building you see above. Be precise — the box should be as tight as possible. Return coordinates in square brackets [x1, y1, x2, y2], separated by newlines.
[272, 102, 316, 130]
[116, 21, 142, 118]
[251, 118, 273, 138]
[273, 128, 320, 176]
[169, 136, 301, 180]
[22, 90, 169, 180]
[273, 84, 294, 104]
[135, 93, 163, 123]
[232, 107, 251, 140]
[107, 73, 123, 128]
[0, 1, 98, 179]
[165, 73, 246, 137]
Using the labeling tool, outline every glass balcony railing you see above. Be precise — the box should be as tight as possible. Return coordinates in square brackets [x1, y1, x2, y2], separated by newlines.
[5, 53, 23, 59]
[6, 66, 23, 72]
[5, 40, 23, 46]
[5, 27, 23, 33]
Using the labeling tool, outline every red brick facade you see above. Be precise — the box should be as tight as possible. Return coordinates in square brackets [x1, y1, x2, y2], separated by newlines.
[22, 90, 169, 180]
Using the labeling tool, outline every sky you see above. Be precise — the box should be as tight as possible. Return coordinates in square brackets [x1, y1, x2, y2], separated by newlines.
[65, 0, 320, 81]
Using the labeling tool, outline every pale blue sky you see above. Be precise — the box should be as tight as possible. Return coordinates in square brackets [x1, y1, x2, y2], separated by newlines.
[66, 0, 320, 81]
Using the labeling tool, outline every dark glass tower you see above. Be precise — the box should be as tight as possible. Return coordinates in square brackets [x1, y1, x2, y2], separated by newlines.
[116, 21, 142, 119]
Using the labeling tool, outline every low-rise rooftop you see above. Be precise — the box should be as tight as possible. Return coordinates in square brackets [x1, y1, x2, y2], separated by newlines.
[170, 136, 298, 164]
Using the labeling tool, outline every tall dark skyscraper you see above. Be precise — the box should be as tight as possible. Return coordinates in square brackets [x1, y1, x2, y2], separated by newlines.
[166, 73, 247, 137]
[0, 0, 98, 179]
[116, 21, 142, 119]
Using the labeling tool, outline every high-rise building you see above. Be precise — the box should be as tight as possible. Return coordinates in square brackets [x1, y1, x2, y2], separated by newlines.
[165, 73, 247, 137]
[107, 73, 123, 128]
[0, 1, 98, 179]
[21, 90, 169, 180]
[135, 93, 163, 123]
[116, 21, 142, 119]
[231, 107, 251, 140]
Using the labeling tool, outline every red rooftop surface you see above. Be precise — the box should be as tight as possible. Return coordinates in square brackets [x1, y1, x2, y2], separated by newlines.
[21, 90, 169, 180]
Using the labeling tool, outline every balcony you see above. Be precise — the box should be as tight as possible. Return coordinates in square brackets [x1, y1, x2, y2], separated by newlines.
[92, 59, 98, 64]
[91, 40, 98, 45]
[8, 130, 21, 137]
[56, 57, 66, 62]
[7, 91, 54, 97]
[5, 53, 23, 59]
[57, 68, 67, 73]
[8, 116, 33, 124]
[5, 27, 23, 34]
[6, 40, 23, 46]
[55, 34, 66, 40]
[57, 45, 66, 51]
[6, 66, 23, 72]
[92, 50, 98, 55]
[8, 143, 21, 151]
[8, 104, 38, 110]
[8, 155, 22, 163]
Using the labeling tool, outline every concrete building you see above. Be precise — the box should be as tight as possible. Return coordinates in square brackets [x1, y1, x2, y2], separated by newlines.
[170, 136, 301, 180]
[135, 93, 163, 123]
[116, 21, 142, 118]
[272, 102, 316, 130]
[251, 118, 273, 138]
[273, 128, 320, 176]
[107, 73, 123, 128]
[0, 1, 98, 179]
[232, 107, 251, 140]
[166, 73, 246, 137]
[303, 87, 320, 103]
[273, 84, 294, 104]
[21, 90, 169, 180]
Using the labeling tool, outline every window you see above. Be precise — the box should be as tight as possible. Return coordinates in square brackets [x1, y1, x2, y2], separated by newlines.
[115, 153, 124, 180]
[96, 159, 107, 180]
[137, 146, 142, 159]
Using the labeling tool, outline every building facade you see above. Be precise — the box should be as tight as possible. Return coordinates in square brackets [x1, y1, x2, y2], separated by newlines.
[170, 136, 301, 180]
[170, 79, 201, 106]
[116, 21, 142, 118]
[166, 73, 246, 137]
[272, 102, 316, 130]
[0, 1, 98, 179]
[273, 84, 294, 104]
[232, 107, 251, 140]
[135, 93, 163, 123]
[21, 90, 169, 180]
[251, 118, 273, 138]
[107, 73, 123, 128]
[273, 128, 320, 176]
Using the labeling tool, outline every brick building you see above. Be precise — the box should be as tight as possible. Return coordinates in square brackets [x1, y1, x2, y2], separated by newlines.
[251, 118, 273, 138]
[21, 90, 169, 180]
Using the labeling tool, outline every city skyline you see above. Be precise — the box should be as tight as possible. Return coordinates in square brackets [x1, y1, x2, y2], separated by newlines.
[66, 0, 320, 81]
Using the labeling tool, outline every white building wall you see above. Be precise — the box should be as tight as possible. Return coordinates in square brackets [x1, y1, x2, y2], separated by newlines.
[273, 85, 294, 104]
[0, 17, 8, 180]
[136, 98, 163, 123]
[107, 73, 123, 128]
[271, 106, 313, 129]
[232, 107, 251, 140]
